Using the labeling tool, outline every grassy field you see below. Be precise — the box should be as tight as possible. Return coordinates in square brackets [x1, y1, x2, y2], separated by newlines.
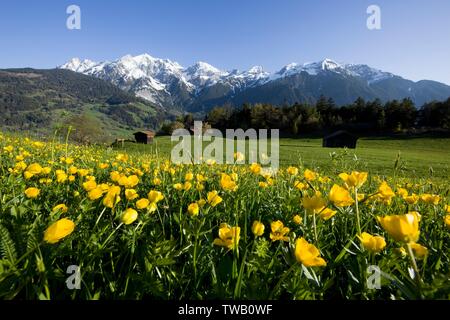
[115, 135, 450, 180]
[1, 132, 449, 300]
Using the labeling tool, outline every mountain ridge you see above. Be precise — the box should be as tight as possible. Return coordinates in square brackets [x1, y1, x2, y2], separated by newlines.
[59, 54, 450, 112]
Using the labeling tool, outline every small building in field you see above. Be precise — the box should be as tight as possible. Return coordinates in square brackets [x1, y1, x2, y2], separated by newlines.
[323, 130, 358, 149]
[133, 130, 155, 144]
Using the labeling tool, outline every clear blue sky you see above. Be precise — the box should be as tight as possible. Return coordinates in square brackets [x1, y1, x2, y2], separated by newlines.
[1, 0, 449, 84]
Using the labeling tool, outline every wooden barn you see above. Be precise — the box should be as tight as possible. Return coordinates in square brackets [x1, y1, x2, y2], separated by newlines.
[133, 130, 155, 144]
[323, 130, 358, 149]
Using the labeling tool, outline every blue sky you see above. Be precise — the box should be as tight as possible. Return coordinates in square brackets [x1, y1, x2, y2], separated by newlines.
[0, 0, 449, 84]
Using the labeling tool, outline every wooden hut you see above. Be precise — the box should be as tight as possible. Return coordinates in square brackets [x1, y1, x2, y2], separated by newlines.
[133, 130, 155, 144]
[322, 130, 358, 149]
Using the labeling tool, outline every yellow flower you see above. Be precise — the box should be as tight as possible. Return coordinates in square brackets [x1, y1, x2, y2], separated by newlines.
[420, 194, 440, 205]
[183, 181, 192, 191]
[185, 172, 194, 181]
[103, 186, 121, 208]
[148, 190, 164, 203]
[251, 221, 265, 237]
[329, 184, 354, 207]
[220, 173, 238, 192]
[397, 188, 408, 198]
[338, 171, 368, 188]
[197, 199, 207, 207]
[173, 183, 183, 190]
[153, 177, 161, 185]
[293, 215, 303, 225]
[121, 208, 138, 225]
[25, 187, 40, 198]
[125, 189, 138, 200]
[377, 212, 420, 243]
[249, 163, 261, 175]
[258, 181, 268, 188]
[207, 191, 223, 207]
[319, 208, 337, 220]
[304, 169, 317, 181]
[444, 215, 450, 229]
[378, 181, 395, 204]
[187, 203, 200, 216]
[444, 205, 450, 214]
[196, 174, 206, 182]
[136, 198, 150, 209]
[52, 204, 68, 214]
[294, 238, 326, 267]
[405, 194, 419, 205]
[294, 181, 307, 190]
[358, 232, 386, 253]
[82, 180, 97, 192]
[301, 193, 326, 214]
[213, 223, 240, 250]
[25, 163, 43, 176]
[43, 218, 75, 244]
[287, 166, 299, 176]
[88, 187, 104, 200]
[56, 172, 68, 183]
[269, 220, 290, 242]
[409, 243, 428, 259]
[196, 182, 204, 191]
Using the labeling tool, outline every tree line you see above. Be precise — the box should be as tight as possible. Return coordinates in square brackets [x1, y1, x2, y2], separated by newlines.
[189, 96, 450, 136]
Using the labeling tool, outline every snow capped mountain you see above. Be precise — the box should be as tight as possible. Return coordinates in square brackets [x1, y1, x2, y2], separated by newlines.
[59, 54, 449, 111]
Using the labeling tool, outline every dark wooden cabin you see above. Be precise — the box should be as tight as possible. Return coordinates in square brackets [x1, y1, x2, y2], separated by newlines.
[133, 130, 155, 144]
[323, 130, 358, 149]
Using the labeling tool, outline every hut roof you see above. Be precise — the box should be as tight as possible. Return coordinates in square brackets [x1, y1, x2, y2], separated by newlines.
[324, 130, 357, 140]
[134, 130, 155, 137]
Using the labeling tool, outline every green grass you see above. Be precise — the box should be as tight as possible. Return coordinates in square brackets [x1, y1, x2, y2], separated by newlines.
[113, 135, 450, 180]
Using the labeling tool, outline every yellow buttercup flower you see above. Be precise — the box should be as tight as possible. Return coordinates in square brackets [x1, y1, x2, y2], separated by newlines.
[397, 188, 408, 198]
[294, 181, 307, 190]
[88, 187, 104, 200]
[83, 180, 97, 192]
[304, 169, 317, 181]
[103, 186, 121, 208]
[301, 193, 326, 214]
[287, 166, 299, 176]
[136, 198, 150, 209]
[377, 212, 420, 243]
[404, 194, 419, 205]
[358, 232, 386, 253]
[249, 163, 261, 175]
[444, 205, 450, 214]
[173, 183, 183, 190]
[25, 187, 40, 198]
[409, 243, 428, 259]
[329, 184, 354, 207]
[213, 223, 240, 250]
[420, 194, 440, 205]
[43, 218, 75, 244]
[220, 173, 238, 192]
[251, 221, 265, 237]
[183, 181, 192, 191]
[207, 191, 223, 207]
[197, 199, 206, 207]
[125, 189, 138, 200]
[148, 190, 164, 203]
[269, 220, 290, 242]
[52, 204, 68, 214]
[319, 208, 337, 220]
[338, 171, 368, 188]
[293, 215, 303, 225]
[378, 181, 395, 204]
[187, 203, 200, 216]
[294, 238, 326, 267]
[121, 208, 138, 225]
[444, 215, 450, 229]
[185, 172, 194, 181]
[25, 163, 43, 176]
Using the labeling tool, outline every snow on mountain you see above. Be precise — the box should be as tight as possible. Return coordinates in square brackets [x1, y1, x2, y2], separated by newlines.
[344, 64, 394, 84]
[59, 54, 400, 106]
